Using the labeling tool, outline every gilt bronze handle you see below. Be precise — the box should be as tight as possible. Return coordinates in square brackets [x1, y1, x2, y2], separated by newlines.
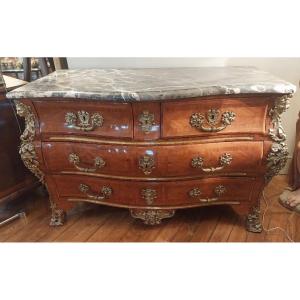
[188, 185, 226, 202]
[139, 110, 155, 134]
[79, 183, 112, 201]
[190, 109, 236, 132]
[191, 153, 232, 173]
[69, 153, 105, 173]
[65, 110, 104, 131]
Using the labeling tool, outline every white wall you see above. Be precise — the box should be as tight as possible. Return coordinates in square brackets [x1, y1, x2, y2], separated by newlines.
[67, 58, 300, 173]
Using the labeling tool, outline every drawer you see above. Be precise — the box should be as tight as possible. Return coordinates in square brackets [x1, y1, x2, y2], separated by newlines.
[42, 141, 264, 178]
[162, 97, 269, 138]
[34, 100, 133, 139]
[52, 174, 255, 207]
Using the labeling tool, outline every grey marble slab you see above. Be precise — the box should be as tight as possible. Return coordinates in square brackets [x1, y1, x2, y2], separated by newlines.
[6, 67, 296, 101]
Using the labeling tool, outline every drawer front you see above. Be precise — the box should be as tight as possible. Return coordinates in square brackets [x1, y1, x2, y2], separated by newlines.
[162, 98, 269, 138]
[34, 100, 133, 139]
[53, 174, 254, 207]
[42, 141, 264, 177]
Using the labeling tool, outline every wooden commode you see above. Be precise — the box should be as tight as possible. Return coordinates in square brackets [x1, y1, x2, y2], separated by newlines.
[6, 67, 296, 232]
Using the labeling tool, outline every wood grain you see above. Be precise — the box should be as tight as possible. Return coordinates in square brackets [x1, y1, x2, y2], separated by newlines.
[0, 175, 297, 242]
[34, 100, 133, 139]
[162, 97, 270, 138]
[42, 140, 264, 177]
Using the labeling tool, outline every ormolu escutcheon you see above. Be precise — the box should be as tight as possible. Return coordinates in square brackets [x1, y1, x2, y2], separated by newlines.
[190, 109, 236, 132]
[141, 188, 157, 205]
[65, 110, 103, 131]
[139, 155, 155, 175]
[139, 110, 155, 134]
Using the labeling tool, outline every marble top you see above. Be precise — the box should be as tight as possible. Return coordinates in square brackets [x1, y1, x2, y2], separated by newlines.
[6, 67, 296, 101]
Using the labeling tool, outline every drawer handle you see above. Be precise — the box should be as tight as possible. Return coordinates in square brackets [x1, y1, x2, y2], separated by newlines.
[191, 153, 232, 173]
[190, 109, 236, 132]
[139, 110, 155, 134]
[141, 188, 157, 205]
[188, 185, 226, 202]
[69, 153, 106, 173]
[139, 155, 155, 175]
[65, 110, 104, 131]
[79, 184, 112, 200]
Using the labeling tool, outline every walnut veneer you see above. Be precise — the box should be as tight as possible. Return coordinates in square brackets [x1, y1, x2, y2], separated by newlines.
[14, 92, 292, 232]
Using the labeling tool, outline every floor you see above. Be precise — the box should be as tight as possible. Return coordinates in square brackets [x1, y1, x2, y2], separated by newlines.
[0, 175, 299, 242]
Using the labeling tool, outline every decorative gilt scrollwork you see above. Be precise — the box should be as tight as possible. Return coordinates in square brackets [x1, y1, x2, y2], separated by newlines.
[79, 183, 112, 201]
[191, 153, 232, 173]
[130, 209, 175, 225]
[188, 187, 202, 198]
[190, 109, 236, 132]
[141, 188, 157, 205]
[69, 153, 106, 173]
[188, 185, 226, 202]
[139, 110, 155, 134]
[266, 142, 289, 181]
[139, 155, 155, 175]
[15, 101, 44, 183]
[214, 185, 226, 196]
[265, 94, 292, 181]
[65, 110, 103, 131]
[246, 206, 262, 233]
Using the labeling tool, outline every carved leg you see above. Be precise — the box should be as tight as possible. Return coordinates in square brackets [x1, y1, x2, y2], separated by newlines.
[50, 204, 66, 226]
[246, 206, 262, 233]
[130, 209, 175, 225]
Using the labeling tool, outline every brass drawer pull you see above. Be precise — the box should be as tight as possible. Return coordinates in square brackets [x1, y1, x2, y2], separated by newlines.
[69, 153, 105, 173]
[190, 109, 236, 132]
[65, 110, 104, 131]
[139, 155, 155, 175]
[139, 110, 155, 134]
[141, 188, 157, 205]
[191, 153, 232, 173]
[188, 185, 226, 202]
[79, 183, 112, 200]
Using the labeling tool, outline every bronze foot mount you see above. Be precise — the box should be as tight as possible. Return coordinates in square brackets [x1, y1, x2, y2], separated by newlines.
[50, 207, 66, 226]
[130, 209, 175, 225]
[246, 206, 262, 233]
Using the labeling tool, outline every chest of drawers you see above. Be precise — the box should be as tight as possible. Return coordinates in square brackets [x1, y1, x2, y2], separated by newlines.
[7, 67, 296, 232]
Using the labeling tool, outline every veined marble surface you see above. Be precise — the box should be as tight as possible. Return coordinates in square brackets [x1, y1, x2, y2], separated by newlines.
[6, 67, 296, 101]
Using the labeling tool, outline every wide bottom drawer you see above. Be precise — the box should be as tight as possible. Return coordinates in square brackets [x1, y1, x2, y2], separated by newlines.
[52, 174, 255, 207]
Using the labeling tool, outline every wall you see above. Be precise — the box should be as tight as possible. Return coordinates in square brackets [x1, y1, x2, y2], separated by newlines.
[67, 58, 300, 173]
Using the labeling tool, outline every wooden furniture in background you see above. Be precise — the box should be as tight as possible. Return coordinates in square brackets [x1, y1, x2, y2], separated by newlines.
[0, 75, 38, 204]
[23, 58, 54, 82]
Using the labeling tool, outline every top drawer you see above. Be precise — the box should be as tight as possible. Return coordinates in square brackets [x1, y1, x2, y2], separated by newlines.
[34, 100, 133, 139]
[162, 97, 269, 138]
